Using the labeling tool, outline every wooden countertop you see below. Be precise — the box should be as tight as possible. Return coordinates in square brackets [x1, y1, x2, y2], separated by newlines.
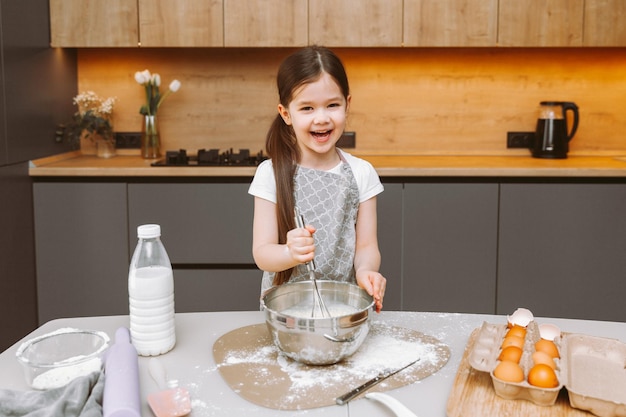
[28, 152, 626, 177]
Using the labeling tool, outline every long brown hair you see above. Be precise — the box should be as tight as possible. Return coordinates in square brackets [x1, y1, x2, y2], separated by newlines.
[266, 46, 350, 285]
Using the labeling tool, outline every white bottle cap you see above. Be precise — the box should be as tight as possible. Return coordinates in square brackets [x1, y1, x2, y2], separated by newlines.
[137, 224, 161, 239]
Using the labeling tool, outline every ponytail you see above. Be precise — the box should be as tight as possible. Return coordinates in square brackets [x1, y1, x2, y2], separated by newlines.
[266, 114, 299, 285]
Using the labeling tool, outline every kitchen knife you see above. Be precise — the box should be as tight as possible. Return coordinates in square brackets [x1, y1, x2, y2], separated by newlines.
[335, 357, 421, 405]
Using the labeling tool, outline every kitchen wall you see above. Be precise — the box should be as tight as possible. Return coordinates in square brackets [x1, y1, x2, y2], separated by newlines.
[77, 47, 626, 156]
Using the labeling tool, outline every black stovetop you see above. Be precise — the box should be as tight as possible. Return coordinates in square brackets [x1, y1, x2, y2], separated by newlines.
[151, 148, 267, 167]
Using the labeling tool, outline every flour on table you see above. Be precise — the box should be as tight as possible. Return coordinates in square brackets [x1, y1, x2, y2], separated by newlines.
[213, 322, 447, 408]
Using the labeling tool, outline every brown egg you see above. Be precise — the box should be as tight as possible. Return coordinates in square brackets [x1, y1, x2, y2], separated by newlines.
[528, 363, 559, 388]
[535, 339, 560, 359]
[506, 325, 527, 339]
[493, 360, 525, 383]
[501, 335, 525, 350]
[499, 346, 523, 363]
[532, 351, 557, 370]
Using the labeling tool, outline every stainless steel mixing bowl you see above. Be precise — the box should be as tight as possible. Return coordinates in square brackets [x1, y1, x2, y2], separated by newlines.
[261, 280, 374, 365]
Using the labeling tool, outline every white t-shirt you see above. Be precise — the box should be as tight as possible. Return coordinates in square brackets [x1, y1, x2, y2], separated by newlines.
[248, 149, 384, 203]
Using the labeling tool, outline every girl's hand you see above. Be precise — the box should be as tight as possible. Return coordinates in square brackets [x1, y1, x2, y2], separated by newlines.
[286, 225, 316, 265]
[356, 270, 386, 313]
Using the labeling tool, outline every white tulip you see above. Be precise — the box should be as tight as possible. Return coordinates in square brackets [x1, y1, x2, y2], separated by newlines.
[141, 69, 151, 82]
[134, 71, 145, 84]
[152, 73, 161, 87]
[169, 79, 181, 92]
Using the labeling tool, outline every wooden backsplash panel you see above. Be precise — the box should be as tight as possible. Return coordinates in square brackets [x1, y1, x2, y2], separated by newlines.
[77, 48, 626, 156]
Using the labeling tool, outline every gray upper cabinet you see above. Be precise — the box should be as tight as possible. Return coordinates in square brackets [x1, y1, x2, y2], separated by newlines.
[498, 183, 626, 322]
[402, 183, 499, 313]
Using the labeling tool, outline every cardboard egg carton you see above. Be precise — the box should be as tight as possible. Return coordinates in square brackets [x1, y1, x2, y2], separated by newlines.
[469, 321, 626, 417]
[469, 321, 563, 406]
[563, 333, 626, 417]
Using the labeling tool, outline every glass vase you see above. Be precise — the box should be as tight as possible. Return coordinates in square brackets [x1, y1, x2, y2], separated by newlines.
[141, 114, 161, 159]
[96, 137, 116, 158]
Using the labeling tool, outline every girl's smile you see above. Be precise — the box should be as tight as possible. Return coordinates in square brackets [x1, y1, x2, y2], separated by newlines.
[278, 72, 351, 168]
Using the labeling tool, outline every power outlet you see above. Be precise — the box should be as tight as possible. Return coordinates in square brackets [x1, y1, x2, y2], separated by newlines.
[115, 132, 142, 149]
[337, 131, 356, 148]
[507, 132, 535, 148]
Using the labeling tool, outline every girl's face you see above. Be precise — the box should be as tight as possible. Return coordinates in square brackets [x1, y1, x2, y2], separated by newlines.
[278, 72, 350, 166]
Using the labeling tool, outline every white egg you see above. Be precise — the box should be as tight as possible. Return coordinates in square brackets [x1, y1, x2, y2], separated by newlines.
[539, 323, 561, 341]
[507, 307, 534, 327]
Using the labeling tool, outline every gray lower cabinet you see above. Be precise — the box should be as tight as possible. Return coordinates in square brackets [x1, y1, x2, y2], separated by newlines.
[402, 183, 499, 313]
[174, 270, 263, 312]
[33, 180, 626, 322]
[377, 182, 403, 310]
[33, 183, 130, 324]
[498, 183, 626, 322]
[128, 183, 261, 311]
[127, 183, 255, 264]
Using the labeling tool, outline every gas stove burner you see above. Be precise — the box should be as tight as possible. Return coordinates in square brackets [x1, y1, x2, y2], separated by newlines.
[151, 148, 267, 167]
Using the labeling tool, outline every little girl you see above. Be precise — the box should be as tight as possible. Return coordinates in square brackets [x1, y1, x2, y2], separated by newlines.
[248, 46, 386, 312]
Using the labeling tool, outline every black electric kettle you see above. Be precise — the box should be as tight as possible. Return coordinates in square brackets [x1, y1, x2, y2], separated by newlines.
[532, 101, 579, 159]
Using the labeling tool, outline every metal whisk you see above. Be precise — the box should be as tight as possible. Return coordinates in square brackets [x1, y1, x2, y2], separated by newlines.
[294, 207, 331, 318]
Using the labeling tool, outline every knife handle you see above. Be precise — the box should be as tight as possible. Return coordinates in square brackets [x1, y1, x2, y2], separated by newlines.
[335, 373, 385, 405]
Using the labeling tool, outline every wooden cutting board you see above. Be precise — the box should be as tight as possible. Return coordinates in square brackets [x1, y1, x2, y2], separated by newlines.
[446, 328, 594, 417]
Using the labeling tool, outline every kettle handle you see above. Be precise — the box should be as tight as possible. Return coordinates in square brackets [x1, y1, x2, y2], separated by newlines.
[561, 102, 579, 142]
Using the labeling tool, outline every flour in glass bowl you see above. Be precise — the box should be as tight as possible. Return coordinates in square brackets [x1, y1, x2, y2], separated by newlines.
[31, 357, 102, 390]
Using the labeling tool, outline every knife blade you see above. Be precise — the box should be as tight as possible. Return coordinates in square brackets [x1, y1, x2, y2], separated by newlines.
[335, 357, 421, 405]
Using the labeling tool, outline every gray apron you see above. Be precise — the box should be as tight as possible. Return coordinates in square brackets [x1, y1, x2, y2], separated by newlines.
[261, 153, 360, 294]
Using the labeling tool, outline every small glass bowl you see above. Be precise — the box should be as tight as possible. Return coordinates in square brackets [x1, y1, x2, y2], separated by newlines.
[15, 328, 110, 390]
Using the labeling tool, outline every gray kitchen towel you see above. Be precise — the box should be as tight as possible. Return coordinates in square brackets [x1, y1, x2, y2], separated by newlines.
[0, 371, 104, 417]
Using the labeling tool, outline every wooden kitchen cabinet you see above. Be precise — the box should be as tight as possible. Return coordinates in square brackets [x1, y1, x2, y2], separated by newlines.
[583, 0, 626, 46]
[139, 0, 223, 47]
[403, 0, 498, 47]
[224, 0, 307, 47]
[49, 0, 139, 47]
[309, 0, 403, 47]
[498, 183, 626, 322]
[402, 184, 499, 314]
[33, 183, 130, 324]
[498, 0, 584, 47]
